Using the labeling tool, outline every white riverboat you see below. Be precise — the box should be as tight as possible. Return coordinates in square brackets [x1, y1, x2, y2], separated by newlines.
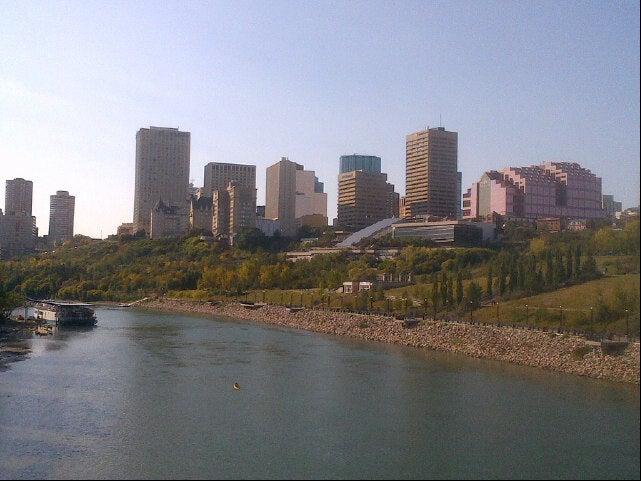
[33, 301, 97, 327]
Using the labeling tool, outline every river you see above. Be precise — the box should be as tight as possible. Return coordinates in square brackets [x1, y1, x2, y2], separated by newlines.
[0, 308, 639, 479]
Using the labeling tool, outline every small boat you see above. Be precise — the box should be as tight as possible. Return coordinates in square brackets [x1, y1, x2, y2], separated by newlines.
[233, 383, 241, 390]
[240, 301, 265, 310]
[287, 306, 304, 313]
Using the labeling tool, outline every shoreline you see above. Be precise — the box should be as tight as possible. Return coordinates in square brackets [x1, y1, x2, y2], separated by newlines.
[135, 298, 640, 385]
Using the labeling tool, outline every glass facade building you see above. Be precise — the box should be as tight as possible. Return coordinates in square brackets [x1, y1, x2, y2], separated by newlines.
[339, 155, 381, 174]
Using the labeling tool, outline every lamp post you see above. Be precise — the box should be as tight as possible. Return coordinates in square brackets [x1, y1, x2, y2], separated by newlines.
[625, 309, 630, 338]
[470, 301, 474, 323]
[559, 306, 564, 331]
[525, 304, 529, 324]
[496, 300, 500, 323]
[590, 306, 593, 324]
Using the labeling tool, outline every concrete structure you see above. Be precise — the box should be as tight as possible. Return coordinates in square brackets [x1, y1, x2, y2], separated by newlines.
[391, 220, 484, 246]
[212, 182, 257, 239]
[339, 155, 381, 174]
[48, 190, 75, 245]
[463, 162, 604, 221]
[203, 162, 256, 195]
[116, 223, 134, 236]
[266, 157, 298, 236]
[336, 217, 399, 248]
[228, 182, 257, 237]
[295, 168, 327, 227]
[133, 126, 190, 234]
[256, 205, 266, 218]
[149, 199, 189, 240]
[0, 209, 36, 259]
[5, 178, 33, 216]
[189, 196, 213, 234]
[405, 127, 459, 218]
[266, 158, 326, 235]
[602, 194, 623, 218]
[337, 170, 399, 231]
[342, 281, 373, 294]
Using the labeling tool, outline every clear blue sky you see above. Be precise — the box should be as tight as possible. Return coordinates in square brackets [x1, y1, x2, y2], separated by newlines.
[1, 0, 639, 238]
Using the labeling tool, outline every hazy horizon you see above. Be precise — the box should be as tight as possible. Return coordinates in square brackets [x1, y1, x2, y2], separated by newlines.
[1, 0, 639, 238]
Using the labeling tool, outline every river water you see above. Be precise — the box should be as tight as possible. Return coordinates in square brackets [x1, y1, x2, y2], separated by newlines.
[0, 309, 639, 479]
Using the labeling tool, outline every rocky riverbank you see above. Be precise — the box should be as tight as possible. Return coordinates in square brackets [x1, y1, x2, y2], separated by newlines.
[137, 298, 640, 385]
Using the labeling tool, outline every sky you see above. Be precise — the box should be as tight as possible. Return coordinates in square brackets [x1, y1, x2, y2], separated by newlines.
[1, 0, 639, 238]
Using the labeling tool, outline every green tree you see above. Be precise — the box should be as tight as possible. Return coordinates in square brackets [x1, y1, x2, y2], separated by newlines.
[486, 265, 494, 298]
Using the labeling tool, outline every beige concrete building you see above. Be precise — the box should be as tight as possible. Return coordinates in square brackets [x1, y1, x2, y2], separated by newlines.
[337, 170, 399, 231]
[405, 127, 459, 218]
[265, 157, 299, 237]
[133, 126, 190, 234]
[266, 157, 327, 236]
[212, 182, 257, 239]
[48, 190, 75, 245]
[204, 162, 256, 195]
[150, 199, 189, 240]
[5, 178, 33, 216]
[295, 168, 327, 226]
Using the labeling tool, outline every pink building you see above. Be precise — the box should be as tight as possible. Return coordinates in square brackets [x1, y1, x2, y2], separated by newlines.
[463, 162, 604, 220]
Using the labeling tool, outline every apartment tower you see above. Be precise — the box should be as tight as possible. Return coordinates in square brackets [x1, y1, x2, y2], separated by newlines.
[5, 178, 33, 216]
[48, 190, 75, 245]
[405, 127, 459, 219]
[133, 126, 190, 234]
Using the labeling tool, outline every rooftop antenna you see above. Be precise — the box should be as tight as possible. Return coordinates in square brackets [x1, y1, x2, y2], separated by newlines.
[439, 113, 442, 128]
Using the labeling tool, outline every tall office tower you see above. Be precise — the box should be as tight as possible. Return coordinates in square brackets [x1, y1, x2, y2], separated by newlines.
[339, 155, 381, 175]
[265, 157, 299, 237]
[203, 162, 256, 195]
[337, 170, 399, 232]
[457, 171, 463, 219]
[295, 168, 327, 227]
[212, 182, 257, 238]
[133, 126, 190, 234]
[48, 190, 75, 245]
[405, 127, 459, 219]
[5, 178, 33, 216]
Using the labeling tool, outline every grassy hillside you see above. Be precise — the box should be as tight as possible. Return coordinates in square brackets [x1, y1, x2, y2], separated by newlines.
[473, 274, 640, 334]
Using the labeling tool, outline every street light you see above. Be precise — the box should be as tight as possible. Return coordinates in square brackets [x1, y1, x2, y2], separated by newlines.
[559, 305, 564, 330]
[525, 304, 529, 324]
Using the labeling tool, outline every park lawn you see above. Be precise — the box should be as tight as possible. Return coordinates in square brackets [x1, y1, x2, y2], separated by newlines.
[385, 274, 487, 300]
[473, 274, 640, 334]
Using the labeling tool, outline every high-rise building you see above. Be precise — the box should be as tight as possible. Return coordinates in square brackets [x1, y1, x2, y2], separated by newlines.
[133, 126, 190, 234]
[203, 162, 256, 196]
[405, 127, 459, 218]
[266, 157, 327, 235]
[0, 209, 36, 259]
[337, 170, 399, 232]
[265, 157, 299, 237]
[5, 178, 33, 216]
[295, 168, 327, 226]
[602, 194, 623, 218]
[212, 182, 257, 239]
[339, 155, 381, 174]
[48, 190, 75, 245]
[463, 162, 604, 220]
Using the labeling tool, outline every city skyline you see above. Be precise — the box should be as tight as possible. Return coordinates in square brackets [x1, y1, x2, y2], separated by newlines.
[1, 1, 639, 238]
